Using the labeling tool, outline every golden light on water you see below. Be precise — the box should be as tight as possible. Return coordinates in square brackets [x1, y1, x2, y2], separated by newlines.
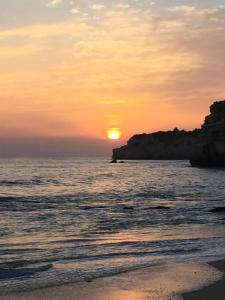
[107, 128, 121, 140]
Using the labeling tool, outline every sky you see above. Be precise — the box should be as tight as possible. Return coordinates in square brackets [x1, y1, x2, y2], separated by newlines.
[0, 0, 225, 156]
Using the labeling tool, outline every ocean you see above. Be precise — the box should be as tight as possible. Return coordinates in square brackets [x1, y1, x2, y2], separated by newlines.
[0, 158, 225, 293]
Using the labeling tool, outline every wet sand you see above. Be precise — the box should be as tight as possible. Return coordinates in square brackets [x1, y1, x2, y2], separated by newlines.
[182, 259, 225, 300]
[0, 260, 221, 300]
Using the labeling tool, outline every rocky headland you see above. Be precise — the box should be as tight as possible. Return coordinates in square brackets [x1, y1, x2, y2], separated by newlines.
[113, 129, 200, 160]
[190, 100, 225, 167]
[113, 100, 225, 167]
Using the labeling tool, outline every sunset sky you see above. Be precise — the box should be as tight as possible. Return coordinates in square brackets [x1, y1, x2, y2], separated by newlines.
[0, 0, 225, 155]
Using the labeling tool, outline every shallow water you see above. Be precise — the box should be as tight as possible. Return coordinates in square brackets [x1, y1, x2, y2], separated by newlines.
[0, 158, 225, 292]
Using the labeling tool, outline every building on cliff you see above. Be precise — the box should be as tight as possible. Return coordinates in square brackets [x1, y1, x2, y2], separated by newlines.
[113, 100, 225, 167]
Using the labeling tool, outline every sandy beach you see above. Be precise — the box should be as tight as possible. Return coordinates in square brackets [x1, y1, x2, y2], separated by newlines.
[0, 259, 222, 300]
[183, 259, 225, 300]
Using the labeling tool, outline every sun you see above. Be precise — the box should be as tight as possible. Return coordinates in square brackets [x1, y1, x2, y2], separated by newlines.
[107, 128, 121, 140]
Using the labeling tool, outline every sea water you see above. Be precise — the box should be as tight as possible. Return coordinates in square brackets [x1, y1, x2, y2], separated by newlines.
[0, 158, 225, 293]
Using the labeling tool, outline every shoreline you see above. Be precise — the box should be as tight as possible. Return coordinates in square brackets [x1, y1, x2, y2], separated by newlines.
[182, 259, 225, 299]
[0, 258, 223, 300]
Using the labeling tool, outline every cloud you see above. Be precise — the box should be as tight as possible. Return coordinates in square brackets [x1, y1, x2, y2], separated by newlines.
[99, 99, 128, 105]
[168, 4, 224, 18]
[168, 5, 196, 13]
[0, 44, 41, 57]
[71, 8, 80, 14]
[90, 4, 105, 11]
[114, 4, 130, 9]
[46, 0, 63, 8]
[0, 137, 121, 157]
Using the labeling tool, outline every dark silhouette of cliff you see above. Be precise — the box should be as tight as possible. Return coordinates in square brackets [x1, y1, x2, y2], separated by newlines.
[190, 100, 225, 167]
[113, 128, 200, 160]
[113, 100, 225, 166]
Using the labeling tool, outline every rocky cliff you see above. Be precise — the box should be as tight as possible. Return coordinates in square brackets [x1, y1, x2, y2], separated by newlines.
[113, 100, 225, 165]
[190, 100, 225, 167]
[113, 128, 200, 160]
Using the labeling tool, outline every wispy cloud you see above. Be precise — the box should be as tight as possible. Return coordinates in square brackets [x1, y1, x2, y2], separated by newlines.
[71, 8, 80, 14]
[90, 4, 105, 11]
[114, 4, 130, 9]
[168, 5, 196, 13]
[168, 4, 223, 18]
[46, 0, 63, 8]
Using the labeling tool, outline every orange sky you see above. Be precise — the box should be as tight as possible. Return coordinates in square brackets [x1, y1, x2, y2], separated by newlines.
[0, 0, 225, 147]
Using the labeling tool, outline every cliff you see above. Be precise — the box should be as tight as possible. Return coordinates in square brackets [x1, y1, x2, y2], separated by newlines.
[190, 100, 225, 167]
[113, 100, 225, 165]
[113, 128, 200, 160]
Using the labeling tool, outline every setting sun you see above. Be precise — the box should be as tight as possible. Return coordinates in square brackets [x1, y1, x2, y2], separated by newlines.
[107, 128, 121, 140]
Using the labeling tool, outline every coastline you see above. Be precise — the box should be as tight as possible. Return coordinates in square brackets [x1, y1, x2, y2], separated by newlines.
[0, 258, 223, 300]
[182, 259, 225, 300]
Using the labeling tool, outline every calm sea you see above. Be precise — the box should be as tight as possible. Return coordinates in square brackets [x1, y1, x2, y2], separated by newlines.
[0, 158, 225, 293]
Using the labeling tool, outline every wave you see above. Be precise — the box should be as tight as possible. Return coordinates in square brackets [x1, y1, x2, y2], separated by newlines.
[0, 264, 52, 281]
[0, 259, 165, 294]
[0, 178, 60, 187]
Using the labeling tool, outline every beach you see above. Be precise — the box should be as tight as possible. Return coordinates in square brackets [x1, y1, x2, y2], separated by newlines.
[183, 259, 225, 300]
[0, 258, 223, 300]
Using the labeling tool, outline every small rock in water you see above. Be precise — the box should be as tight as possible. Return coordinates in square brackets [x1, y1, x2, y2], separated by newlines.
[209, 207, 225, 213]
[123, 206, 134, 210]
[154, 206, 170, 210]
[110, 159, 117, 163]
[82, 206, 93, 210]
[144, 206, 170, 210]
